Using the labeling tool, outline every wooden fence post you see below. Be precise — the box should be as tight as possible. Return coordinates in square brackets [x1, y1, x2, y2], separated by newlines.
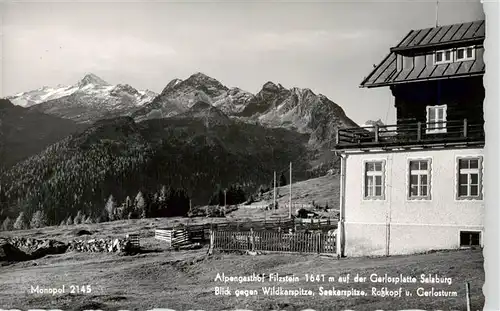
[317, 232, 321, 254]
[250, 228, 255, 251]
[208, 229, 214, 255]
[417, 122, 422, 141]
[466, 282, 471, 311]
[463, 119, 468, 138]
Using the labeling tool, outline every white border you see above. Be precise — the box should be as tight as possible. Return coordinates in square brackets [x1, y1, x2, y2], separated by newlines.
[483, 2, 499, 310]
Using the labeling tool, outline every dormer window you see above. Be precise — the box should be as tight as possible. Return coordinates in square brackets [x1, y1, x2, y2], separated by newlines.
[456, 46, 475, 61]
[434, 49, 453, 65]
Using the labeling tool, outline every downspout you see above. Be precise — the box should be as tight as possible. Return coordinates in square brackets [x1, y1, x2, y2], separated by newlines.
[337, 153, 347, 258]
[386, 154, 392, 256]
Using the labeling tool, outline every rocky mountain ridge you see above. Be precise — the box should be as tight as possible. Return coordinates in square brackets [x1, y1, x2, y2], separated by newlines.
[6, 73, 358, 148]
[6, 74, 157, 124]
[134, 72, 359, 147]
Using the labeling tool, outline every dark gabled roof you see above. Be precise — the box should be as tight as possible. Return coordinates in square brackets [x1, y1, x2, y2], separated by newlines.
[360, 20, 485, 88]
[392, 20, 484, 52]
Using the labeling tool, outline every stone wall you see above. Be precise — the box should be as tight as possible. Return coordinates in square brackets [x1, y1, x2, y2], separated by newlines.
[68, 238, 133, 252]
[7, 236, 136, 254]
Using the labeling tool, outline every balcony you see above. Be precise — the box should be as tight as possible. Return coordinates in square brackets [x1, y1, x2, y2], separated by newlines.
[335, 119, 485, 150]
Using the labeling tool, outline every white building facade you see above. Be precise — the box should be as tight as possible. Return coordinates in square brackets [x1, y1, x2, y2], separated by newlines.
[335, 20, 485, 257]
[341, 148, 484, 257]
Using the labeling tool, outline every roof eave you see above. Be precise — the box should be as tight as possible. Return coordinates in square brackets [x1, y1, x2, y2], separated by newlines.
[359, 52, 396, 87]
[390, 37, 485, 53]
[361, 71, 485, 88]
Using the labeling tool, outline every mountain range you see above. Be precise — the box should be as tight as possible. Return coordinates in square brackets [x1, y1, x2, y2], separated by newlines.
[0, 72, 359, 223]
[7, 72, 358, 147]
[7, 73, 157, 124]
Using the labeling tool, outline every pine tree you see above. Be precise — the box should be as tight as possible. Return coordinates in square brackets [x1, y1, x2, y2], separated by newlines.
[105, 194, 117, 222]
[279, 172, 287, 186]
[208, 185, 224, 206]
[65, 215, 73, 226]
[157, 185, 171, 217]
[147, 191, 159, 218]
[135, 191, 146, 219]
[13, 212, 27, 230]
[83, 215, 93, 224]
[173, 188, 190, 217]
[30, 210, 47, 229]
[1, 217, 12, 231]
[124, 196, 133, 219]
[0, 184, 6, 218]
[158, 185, 167, 206]
[73, 210, 83, 225]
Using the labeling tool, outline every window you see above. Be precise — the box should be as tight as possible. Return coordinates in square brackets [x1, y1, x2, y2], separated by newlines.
[459, 231, 481, 247]
[457, 156, 483, 200]
[456, 46, 475, 61]
[363, 161, 385, 200]
[426, 105, 447, 134]
[408, 159, 431, 200]
[434, 49, 453, 64]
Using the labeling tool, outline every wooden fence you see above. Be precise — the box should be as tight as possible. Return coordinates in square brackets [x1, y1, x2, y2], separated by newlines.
[184, 218, 337, 233]
[126, 233, 140, 249]
[155, 228, 190, 248]
[155, 218, 338, 248]
[239, 203, 314, 210]
[211, 230, 337, 254]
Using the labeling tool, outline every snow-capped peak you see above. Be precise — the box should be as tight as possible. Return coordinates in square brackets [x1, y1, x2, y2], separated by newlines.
[188, 72, 217, 82]
[184, 72, 227, 90]
[5, 74, 156, 109]
[77, 73, 110, 88]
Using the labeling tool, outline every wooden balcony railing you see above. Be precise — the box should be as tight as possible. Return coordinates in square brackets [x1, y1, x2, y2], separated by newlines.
[335, 119, 484, 150]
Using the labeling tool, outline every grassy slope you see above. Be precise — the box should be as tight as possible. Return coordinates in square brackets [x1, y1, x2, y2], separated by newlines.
[0, 244, 484, 310]
[0, 174, 340, 242]
[0, 175, 484, 310]
[227, 174, 340, 220]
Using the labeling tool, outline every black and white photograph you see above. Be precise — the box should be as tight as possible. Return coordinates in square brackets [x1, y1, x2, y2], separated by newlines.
[0, 0, 496, 310]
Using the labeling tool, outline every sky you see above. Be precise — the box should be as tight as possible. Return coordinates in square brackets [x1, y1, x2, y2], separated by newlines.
[0, 0, 484, 125]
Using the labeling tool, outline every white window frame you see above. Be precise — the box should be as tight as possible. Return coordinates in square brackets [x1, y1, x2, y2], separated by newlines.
[434, 49, 454, 65]
[426, 105, 447, 134]
[407, 158, 432, 201]
[456, 156, 483, 201]
[362, 160, 386, 200]
[455, 46, 475, 62]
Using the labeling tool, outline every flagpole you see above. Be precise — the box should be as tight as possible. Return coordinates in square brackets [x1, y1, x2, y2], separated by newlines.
[289, 162, 292, 219]
[435, 0, 439, 27]
[273, 171, 277, 209]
